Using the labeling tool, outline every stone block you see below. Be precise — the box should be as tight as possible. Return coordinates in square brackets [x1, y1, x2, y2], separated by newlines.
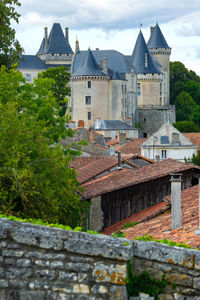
[35, 269, 56, 280]
[58, 271, 78, 281]
[93, 262, 127, 285]
[165, 272, 192, 287]
[0, 280, 8, 288]
[20, 291, 45, 300]
[73, 284, 90, 294]
[16, 259, 31, 267]
[2, 249, 23, 257]
[65, 262, 91, 272]
[34, 259, 50, 267]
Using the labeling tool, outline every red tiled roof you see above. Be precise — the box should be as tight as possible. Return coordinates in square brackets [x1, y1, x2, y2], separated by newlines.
[106, 139, 118, 146]
[103, 201, 170, 235]
[69, 156, 101, 169]
[82, 158, 200, 199]
[124, 184, 200, 248]
[77, 156, 118, 184]
[184, 133, 200, 151]
[115, 138, 147, 155]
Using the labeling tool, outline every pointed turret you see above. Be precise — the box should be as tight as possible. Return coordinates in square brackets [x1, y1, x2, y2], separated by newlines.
[112, 69, 121, 80]
[37, 38, 45, 55]
[73, 48, 105, 76]
[147, 23, 170, 49]
[131, 31, 161, 74]
[46, 23, 73, 55]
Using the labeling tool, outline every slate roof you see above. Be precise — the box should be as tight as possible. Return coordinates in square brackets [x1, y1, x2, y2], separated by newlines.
[18, 55, 71, 70]
[82, 159, 200, 199]
[147, 23, 170, 49]
[131, 31, 162, 75]
[46, 23, 73, 55]
[18, 55, 48, 70]
[112, 69, 121, 80]
[95, 120, 135, 131]
[123, 184, 200, 248]
[72, 49, 129, 75]
[37, 38, 45, 55]
[72, 48, 105, 76]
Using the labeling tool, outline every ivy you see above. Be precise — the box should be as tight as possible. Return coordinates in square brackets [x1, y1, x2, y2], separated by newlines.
[121, 221, 139, 230]
[126, 261, 168, 300]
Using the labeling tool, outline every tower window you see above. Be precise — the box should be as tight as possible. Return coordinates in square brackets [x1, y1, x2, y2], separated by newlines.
[145, 53, 148, 67]
[88, 81, 91, 88]
[85, 96, 91, 105]
[88, 112, 91, 120]
[137, 83, 141, 95]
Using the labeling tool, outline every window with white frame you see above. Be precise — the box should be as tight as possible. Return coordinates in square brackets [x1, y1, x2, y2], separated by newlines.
[161, 150, 167, 159]
[25, 74, 31, 82]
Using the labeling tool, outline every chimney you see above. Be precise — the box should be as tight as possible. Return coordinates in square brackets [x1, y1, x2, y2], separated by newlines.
[117, 151, 122, 170]
[65, 27, 69, 41]
[89, 127, 95, 143]
[100, 58, 108, 75]
[44, 27, 48, 52]
[75, 39, 80, 52]
[170, 174, 182, 229]
[150, 26, 155, 36]
[119, 132, 126, 145]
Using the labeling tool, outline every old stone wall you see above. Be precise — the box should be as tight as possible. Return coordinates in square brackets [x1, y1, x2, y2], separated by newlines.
[0, 218, 132, 300]
[132, 240, 200, 299]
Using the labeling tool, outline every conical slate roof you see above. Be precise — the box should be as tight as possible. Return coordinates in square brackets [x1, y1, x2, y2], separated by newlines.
[147, 24, 170, 49]
[112, 69, 121, 80]
[131, 31, 161, 74]
[73, 48, 105, 76]
[37, 38, 45, 55]
[46, 23, 73, 55]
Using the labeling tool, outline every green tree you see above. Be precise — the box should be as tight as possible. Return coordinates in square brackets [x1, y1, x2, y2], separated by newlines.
[186, 150, 200, 166]
[0, 0, 23, 67]
[175, 91, 196, 122]
[173, 121, 200, 133]
[0, 65, 84, 227]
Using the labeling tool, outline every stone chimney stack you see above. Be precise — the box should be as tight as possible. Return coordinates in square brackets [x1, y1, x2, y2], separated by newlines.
[65, 27, 69, 41]
[119, 133, 126, 145]
[150, 26, 155, 36]
[170, 174, 182, 229]
[44, 27, 48, 52]
[100, 58, 108, 75]
[117, 151, 122, 170]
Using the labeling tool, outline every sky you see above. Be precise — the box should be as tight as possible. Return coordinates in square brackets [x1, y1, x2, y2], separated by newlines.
[13, 0, 200, 74]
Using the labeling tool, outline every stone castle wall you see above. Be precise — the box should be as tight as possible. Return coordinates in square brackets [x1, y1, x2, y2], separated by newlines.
[1, 219, 200, 299]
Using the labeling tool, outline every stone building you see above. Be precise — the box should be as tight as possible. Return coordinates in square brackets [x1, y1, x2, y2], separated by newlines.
[18, 23, 176, 136]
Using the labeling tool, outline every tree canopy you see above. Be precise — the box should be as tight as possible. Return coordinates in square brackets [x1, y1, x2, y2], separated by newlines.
[0, 0, 23, 67]
[0, 65, 84, 228]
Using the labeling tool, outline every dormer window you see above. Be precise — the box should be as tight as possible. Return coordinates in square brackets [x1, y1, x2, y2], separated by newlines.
[145, 53, 148, 68]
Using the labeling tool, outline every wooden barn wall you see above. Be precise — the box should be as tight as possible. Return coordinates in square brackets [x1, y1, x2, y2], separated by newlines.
[101, 171, 194, 228]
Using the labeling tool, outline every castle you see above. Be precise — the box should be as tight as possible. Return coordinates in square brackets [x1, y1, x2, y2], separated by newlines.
[18, 23, 176, 136]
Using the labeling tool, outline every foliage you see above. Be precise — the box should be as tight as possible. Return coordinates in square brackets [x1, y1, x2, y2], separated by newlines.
[121, 221, 139, 230]
[39, 66, 71, 114]
[0, 0, 23, 67]
[126, 261, 168, 299]
[0, 65, 86, 228]
[112, 231, 125, 238]
[135, 234, 193, 249]
[175, 91, 196, 122]
[185, 150, 200, 167]
[173, 121, 200, 133]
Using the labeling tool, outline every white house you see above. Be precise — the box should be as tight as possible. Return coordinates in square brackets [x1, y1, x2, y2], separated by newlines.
[141, 123, 197, 161]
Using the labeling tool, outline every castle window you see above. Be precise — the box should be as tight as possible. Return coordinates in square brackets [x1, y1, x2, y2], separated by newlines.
[145, 53, 148, 67]
[88, 81, 91, 88]
[85, 96, 91, 105]
[137, 83, 141, 95]
[25, 74, 31, 82]
[161, 150, 167, 159]
[88, 112, 91, 120]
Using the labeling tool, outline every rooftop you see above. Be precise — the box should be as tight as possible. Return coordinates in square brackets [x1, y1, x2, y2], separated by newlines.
[82, 159, 200, 199]
[115, 138, 147, 154]
[147, 23, 170, 49]
[184, 133, 200, 151]
[123, 184, 200, 248]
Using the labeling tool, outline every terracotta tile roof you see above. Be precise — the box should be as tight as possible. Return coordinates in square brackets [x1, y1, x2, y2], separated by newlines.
[183, 133, 200, 151]
[103, 201, 170, 235]
[124, 184, 200, 248]
[106, 139, 118, 146]
[77, 156, 118, 184]
[69, 156, 101, 169]
[82, 158, 200, 199]
[115, 138, 147, 155]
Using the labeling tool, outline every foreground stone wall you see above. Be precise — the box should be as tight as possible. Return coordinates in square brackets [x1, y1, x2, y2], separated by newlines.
[132, 241, 200, 300]
[0, 218, 133, 300]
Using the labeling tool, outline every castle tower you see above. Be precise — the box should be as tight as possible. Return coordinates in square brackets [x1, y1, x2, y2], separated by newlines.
[147, 23, 171, 106]
[131, 30, 163, 107]
[37, 23, 74, 65]
[71, 48, 110, 128]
